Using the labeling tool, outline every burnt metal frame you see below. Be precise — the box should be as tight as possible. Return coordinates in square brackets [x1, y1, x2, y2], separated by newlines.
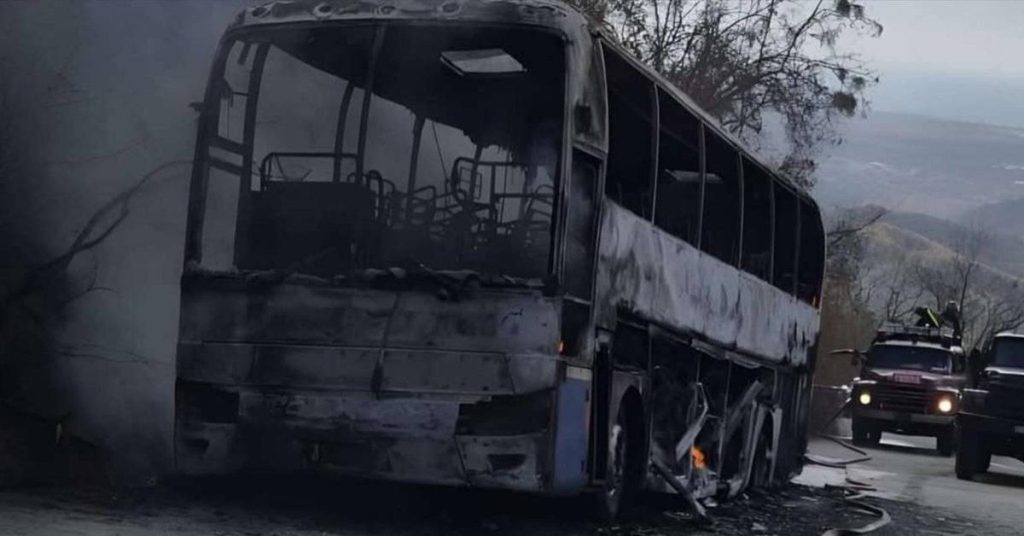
[184, 21, 571, 279]
[232, 43, 270, 266]
[647, 82, 660, 223]
[590, 34, 824, 497]
[595, 36, 827, 302]
[595, 40, 814, 299]
[178, 14, 822, 497]
[650, 85, 706, 249]
[735, 151, 745, 267]
[355, 25, 387, 185]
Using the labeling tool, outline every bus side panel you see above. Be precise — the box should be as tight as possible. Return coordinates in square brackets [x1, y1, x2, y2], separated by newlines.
[593, 203, 818, 366]
[550, 369, 592, 493]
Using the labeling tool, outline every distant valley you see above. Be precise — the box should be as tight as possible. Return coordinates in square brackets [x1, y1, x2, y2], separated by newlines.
[815, 111, 1024, 221]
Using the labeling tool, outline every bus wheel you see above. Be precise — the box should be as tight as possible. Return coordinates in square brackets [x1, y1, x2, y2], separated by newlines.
[751, 418, 774, 488]
[596, 402, 639, 522]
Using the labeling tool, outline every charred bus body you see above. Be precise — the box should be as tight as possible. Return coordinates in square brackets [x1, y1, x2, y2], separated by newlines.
[848, 324, 966, 456]
[175, 0, 825, 517]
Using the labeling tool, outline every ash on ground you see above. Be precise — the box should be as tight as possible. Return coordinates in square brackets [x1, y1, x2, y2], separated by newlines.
[0, 474, 1005, 536]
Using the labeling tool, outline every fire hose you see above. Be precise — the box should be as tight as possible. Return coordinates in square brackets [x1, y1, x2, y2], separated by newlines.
[805, 398, 892, 535]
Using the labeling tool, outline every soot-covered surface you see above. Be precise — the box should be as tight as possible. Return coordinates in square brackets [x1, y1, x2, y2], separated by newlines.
[0, 476, 1006, 536]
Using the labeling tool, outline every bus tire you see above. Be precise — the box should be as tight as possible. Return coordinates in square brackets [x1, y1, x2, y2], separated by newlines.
[595, 397, 642, 522]
[751, 417, 774, 488]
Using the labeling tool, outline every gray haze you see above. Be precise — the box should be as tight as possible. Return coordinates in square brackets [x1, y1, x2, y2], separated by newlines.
[840, 0, 1024, 129]
[1, 0, 247, 479]
[813, 1, 1024, 219]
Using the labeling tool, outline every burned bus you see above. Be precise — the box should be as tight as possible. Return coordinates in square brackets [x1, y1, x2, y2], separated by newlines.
[174, 0, 825, 519]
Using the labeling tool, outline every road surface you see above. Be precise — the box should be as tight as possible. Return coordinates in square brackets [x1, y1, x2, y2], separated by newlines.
[0, 432, 1020, 535]
[801, 431, 1024, 534]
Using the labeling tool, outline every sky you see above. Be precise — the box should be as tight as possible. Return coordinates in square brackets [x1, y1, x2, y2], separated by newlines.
[842, 0, 1024, 128]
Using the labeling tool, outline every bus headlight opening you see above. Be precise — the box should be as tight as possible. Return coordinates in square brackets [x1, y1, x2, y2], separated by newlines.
[937, 397, 954, 414]
[858, 392, 871, 406]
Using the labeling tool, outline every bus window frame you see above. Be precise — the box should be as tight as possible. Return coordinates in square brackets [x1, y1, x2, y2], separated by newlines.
[652, 85, 705, 247]
[599, 41, 659, 222]
[589, 35, 826, 305]
[185, 21, 574, 281]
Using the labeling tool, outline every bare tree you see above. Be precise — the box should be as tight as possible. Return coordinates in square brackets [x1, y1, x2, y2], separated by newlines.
[813, 206, 885, 385]
[574, 0, 882, 187]
[0, 57, 187, 401]
[857, 249, 924, 325]
[877, 256, 925, 324]
[913, 224, 986, 316]
[910, 223, 1024, 350]
[4, 160, 187, 308]
[970, 281, 1024, 351]
[824, 206, 886, 298]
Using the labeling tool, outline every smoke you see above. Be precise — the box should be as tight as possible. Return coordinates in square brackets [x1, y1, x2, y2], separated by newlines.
[0, 0, 248, 482]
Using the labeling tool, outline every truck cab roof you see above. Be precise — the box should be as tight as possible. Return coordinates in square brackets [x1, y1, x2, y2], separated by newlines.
[873, 321, 962, 349]
[872, 339, 963, 355]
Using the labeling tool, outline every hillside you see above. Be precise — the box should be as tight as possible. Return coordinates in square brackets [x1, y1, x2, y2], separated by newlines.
[961, 197, 1024, 238]
[815, 112, 1024, 218]
[858, 219, 1023, 313]
[879, 211, 1024, 278]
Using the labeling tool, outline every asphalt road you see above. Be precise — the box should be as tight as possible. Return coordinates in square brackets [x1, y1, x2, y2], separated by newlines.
[0, 432, 1021, 535]
[801, 431, 1024, 535]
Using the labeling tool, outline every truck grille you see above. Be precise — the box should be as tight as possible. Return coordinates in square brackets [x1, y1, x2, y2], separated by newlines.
[988, 383, 1024, 419]
[874, 383, 929, 413]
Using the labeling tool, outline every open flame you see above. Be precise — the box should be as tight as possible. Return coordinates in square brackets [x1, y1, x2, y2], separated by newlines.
[691, 446, 706, 470]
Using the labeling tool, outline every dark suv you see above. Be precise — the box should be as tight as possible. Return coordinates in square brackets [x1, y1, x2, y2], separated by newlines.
[846, 324, 966, 456]
[956, 332, 1024, 479]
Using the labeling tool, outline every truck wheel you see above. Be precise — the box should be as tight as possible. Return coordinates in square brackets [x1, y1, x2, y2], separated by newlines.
[937, 429, 955, 457]
[851, 418, 880, 447]
[955, 428, 978, 480]
[977, 446, 991, 474]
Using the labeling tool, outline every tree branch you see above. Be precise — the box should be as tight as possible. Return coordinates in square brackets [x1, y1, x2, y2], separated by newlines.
[8, 160, 189, 303]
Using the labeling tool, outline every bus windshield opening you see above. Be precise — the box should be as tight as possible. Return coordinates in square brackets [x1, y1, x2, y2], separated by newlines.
[198, 24, 565, 280]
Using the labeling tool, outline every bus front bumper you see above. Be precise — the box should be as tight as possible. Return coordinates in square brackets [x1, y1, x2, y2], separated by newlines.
[175, 388, 551, 492]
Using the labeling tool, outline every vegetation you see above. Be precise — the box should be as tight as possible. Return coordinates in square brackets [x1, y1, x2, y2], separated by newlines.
[0, 60, 183, 486]
[815, 207, 1024, 384]
[570, 0, 882, 188]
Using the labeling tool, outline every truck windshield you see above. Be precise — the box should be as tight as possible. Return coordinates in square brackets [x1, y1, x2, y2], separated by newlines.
[196, 24, 564, 280]
[867, 345, 952, 373]
[992, 338, 1024, 367]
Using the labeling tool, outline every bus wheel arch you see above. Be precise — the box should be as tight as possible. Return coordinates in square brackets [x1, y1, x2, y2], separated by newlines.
[598, 386, 645, 521]
[751, 410, 776, 488]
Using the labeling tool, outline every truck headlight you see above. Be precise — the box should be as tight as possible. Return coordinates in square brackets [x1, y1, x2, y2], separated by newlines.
[858, 392, 872, 406]
[937, 397, 954, 414]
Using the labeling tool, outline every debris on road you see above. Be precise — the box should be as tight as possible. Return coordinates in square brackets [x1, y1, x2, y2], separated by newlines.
[0, 477, 1001, 536]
